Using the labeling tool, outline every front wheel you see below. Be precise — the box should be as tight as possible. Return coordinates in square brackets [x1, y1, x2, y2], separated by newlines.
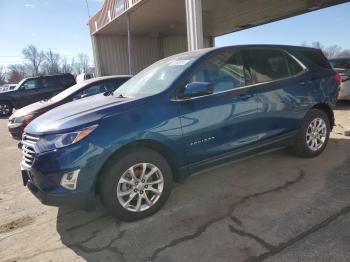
[294, 109, 330, 158]
[0, 102, 12, 117]
[100, 148, 173, 221]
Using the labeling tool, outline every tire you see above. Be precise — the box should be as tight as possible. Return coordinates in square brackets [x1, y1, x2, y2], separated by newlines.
[100, 148, 173, 221]
[294, 109, 330, 158]
[0, 101, 13, 117]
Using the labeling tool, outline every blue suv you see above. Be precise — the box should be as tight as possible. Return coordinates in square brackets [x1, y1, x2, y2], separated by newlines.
[21, 45, 340, 221]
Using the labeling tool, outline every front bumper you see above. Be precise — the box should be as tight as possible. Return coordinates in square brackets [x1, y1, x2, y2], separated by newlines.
[20, 139, 110, 210]
[22, 168, 96, 210]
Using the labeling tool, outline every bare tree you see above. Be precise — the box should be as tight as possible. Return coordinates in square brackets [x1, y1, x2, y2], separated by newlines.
[43, 49, 61, 74]
[76, 53, 90, 74]
[324, 45, 342, 59]
[7, 64, 27, 84]
[0, 66, 6, 85]
[61, 57, 74, 74]
[22, 45, 45, 76]
[338, 49, 350, 58]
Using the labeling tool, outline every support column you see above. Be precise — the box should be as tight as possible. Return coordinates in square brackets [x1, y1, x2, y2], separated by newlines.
[185, 0, 204, 51]
[127, 13, 133, 75]
[91, 35, 102, 76]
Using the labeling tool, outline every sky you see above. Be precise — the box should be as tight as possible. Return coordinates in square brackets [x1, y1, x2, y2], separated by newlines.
[0, 0, 349, 67]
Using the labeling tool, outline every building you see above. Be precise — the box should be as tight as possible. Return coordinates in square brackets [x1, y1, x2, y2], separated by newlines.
[89, 0, 346, 76]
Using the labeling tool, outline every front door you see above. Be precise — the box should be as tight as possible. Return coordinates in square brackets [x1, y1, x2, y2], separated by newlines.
[17, 79, 43, 108]
[176, 49, 259, 166]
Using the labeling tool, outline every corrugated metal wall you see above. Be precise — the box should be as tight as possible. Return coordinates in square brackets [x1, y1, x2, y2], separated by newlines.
[93, 35, 213, 76]
[93, 35, 160, 75]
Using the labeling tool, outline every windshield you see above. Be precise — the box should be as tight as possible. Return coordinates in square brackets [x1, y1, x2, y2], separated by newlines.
[114, 52, 204, 98]
[16, 78, 27, 88]
[51, 82, 87, 102]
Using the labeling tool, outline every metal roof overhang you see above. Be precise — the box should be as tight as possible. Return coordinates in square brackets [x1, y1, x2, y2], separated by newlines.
[92, 0, 348, 37]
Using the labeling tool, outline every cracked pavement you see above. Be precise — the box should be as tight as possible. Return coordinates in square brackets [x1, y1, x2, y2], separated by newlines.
[1, 102, 350, 262]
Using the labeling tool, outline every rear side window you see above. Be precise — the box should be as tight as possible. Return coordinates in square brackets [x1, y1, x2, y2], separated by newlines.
[72, 83, 108, 100]
[298, 49, 331, 69]
[189, 51, 245, 93]
[247, 49, 304, 83]
[60, 75, 75, 87]
[109, 78, 130, 91]
[42, 77, 60, 88]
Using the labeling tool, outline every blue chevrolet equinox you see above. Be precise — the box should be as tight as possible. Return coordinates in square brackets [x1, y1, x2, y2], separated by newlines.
[21, 45, 340, 221]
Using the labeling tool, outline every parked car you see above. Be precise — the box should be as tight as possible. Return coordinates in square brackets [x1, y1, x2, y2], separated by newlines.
[8, 75, 131, 140]
[21, 45, 340, 221]
[329, 57, 350, 100]
[0, 74, 76, 116]
[76, 73, 95, 83]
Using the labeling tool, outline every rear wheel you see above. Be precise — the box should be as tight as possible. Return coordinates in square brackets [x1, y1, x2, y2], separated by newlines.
[294, 109, 330, 158]
[100, 148, 173, 221]
[0, 102, 12, 117]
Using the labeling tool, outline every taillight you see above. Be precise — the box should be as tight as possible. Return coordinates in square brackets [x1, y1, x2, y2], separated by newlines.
[334, 73, 342, 85]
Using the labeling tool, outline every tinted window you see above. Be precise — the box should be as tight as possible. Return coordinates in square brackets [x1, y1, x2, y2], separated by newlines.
[109, 78, 129, 91]
[72, 83, 108, 100]
[60, 75, 75, 87]
[298, 49, 331, 69]
[42, 77, 60, 88]
[22, 80, 38, 90]
[189, 51, 245, 93]
[248, 49, 303, 83]
[285, 54, 304, 75]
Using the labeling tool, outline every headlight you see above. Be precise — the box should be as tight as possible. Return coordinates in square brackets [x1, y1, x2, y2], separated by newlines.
[10, 114, 33, 125]
[36, 125, 98, 152]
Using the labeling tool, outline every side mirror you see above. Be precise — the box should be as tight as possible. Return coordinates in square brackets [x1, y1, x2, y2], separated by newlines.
[181, 82, 213, 98]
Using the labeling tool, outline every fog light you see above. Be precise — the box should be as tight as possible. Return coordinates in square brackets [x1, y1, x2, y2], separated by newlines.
[60, 170, 80, 190]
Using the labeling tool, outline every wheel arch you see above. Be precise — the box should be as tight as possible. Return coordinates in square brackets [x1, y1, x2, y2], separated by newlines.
[311, 103, 335, 130]
[0, 98, 14, 108]
[95, 139, 183, 195]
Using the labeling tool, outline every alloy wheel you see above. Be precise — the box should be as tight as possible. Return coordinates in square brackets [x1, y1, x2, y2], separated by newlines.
[117, 163, 164, 212]
[306, 118, 327, 151]
[0, 104, 10, 116]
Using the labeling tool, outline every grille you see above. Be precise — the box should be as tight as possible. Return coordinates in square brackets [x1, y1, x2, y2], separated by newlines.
[21, 133, 39, 168]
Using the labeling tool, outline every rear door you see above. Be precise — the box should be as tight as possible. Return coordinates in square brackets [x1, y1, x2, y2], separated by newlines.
[41, 76, 62, 99]
[244, 48, 309, 141]
[176, 48, 259, 165]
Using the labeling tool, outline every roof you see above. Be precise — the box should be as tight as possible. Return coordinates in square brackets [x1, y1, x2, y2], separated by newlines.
[83, 75, 133, 84]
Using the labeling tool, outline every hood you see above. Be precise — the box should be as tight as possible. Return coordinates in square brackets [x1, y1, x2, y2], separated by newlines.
[11, 100, 55, 118]
[0, 88, 16, 94]
[25, 94, 134, 135]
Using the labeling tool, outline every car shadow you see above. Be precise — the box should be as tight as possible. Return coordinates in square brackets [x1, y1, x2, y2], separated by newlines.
[336, 100, 350, 110]
[56, 136, 350, 261]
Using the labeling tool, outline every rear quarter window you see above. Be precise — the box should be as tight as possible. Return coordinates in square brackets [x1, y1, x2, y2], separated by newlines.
[298, 49, 331, 69]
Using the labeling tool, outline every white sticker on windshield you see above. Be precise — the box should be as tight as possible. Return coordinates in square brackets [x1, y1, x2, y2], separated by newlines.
[169, 60, 190, 66]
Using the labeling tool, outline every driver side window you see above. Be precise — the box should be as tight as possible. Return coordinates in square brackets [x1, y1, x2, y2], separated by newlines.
[22, 80, 38, 90]
[188, 51, 245, 94]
